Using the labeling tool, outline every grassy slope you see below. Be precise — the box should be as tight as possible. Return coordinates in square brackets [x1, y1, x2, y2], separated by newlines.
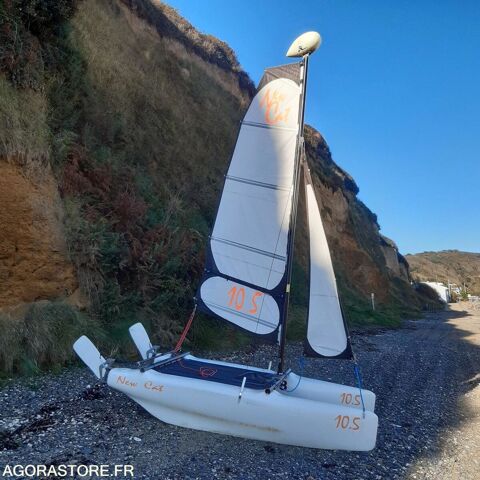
[406, 251, 480, 295]
[60, 0, 253, 349]
[1, 0, 252, 373]
[0, 0, 428, 374]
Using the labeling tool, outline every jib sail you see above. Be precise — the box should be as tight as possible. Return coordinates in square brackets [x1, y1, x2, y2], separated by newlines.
[303, 166, 352, 358]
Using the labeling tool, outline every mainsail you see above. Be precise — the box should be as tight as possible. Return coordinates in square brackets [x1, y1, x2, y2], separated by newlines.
[198, 62, 303, 341]
[303, 165, 352, 358]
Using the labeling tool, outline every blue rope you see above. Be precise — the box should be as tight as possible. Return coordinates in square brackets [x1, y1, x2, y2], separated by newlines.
[353, 363, 366, 418]
[286, 356, 305, 392]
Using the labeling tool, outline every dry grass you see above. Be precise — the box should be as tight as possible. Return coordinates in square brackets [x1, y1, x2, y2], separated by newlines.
[70, 0, 242, 192]
[0, 301, 104, 375]
[0, 75, 50, 161]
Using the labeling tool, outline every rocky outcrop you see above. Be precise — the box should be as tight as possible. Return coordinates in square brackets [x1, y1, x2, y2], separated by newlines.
[379, 235, 410, 282]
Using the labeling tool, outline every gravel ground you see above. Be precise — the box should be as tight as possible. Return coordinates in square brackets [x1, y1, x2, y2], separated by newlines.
[1, 303, 479, 479]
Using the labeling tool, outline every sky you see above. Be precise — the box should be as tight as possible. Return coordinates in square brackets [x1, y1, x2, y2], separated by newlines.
[166, 0, 479, 254]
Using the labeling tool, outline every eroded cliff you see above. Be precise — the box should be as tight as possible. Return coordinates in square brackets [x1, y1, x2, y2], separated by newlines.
[0, 0, 428, 372]
[0, 161, 77, 308]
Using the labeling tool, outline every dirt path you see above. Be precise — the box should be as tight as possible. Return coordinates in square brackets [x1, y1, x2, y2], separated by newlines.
[1, 304, 479, 479]
[405, 303, 480, 480]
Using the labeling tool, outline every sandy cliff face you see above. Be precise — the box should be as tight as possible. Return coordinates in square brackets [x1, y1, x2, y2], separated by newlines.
[0, 160, 77, 309]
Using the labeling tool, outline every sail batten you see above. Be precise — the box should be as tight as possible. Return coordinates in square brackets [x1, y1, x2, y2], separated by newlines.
[241, 120, 298, 132]
[203, 302, 277, 328]
[198, 62, 302, 339]
[211, 236, 287, 261]
[225, 175, 292, 192]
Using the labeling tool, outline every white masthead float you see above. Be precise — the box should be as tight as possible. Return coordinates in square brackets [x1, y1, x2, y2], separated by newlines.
[73, 31, 378, 451]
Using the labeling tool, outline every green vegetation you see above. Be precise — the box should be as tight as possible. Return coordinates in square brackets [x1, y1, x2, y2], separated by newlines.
[338, 282, 396, 327]
[0, 0, 434, 376]
[0, 0, 247, 373]
[56, 0, 245, 352]
[0, 301, 103, 375]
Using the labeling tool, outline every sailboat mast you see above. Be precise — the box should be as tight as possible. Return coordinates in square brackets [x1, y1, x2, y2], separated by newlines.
[278, 53, 310, 373]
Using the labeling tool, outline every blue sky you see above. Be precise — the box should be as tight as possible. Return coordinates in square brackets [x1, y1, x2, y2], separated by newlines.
[166, 0, 479, 254]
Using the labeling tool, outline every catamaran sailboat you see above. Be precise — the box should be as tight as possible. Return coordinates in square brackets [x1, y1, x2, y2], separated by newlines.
[74, 31, 378, 451]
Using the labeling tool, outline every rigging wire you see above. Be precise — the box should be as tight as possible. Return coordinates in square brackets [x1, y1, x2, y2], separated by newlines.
[174, 302, 198, 352]
[353, 360, 366, 419]
[286, 356, 305, 392]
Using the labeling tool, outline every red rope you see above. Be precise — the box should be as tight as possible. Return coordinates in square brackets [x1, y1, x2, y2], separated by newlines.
[174, 303, 197, 352]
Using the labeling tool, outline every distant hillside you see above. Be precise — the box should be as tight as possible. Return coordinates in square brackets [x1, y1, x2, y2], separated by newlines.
[0, 0, 434, 374]
[406, 251, 480, 295]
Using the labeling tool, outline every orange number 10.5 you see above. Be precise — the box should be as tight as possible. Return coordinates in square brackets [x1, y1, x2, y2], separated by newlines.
[335, 415, 360, 431]
[228, 287, 263, 314]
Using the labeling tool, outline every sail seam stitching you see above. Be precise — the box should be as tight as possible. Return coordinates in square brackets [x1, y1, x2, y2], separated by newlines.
[256, 183, 294, 334]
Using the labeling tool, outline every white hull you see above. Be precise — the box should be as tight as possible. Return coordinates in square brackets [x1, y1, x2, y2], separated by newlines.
[109, 354, 377, 451]
[74, 332, 378, 451]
